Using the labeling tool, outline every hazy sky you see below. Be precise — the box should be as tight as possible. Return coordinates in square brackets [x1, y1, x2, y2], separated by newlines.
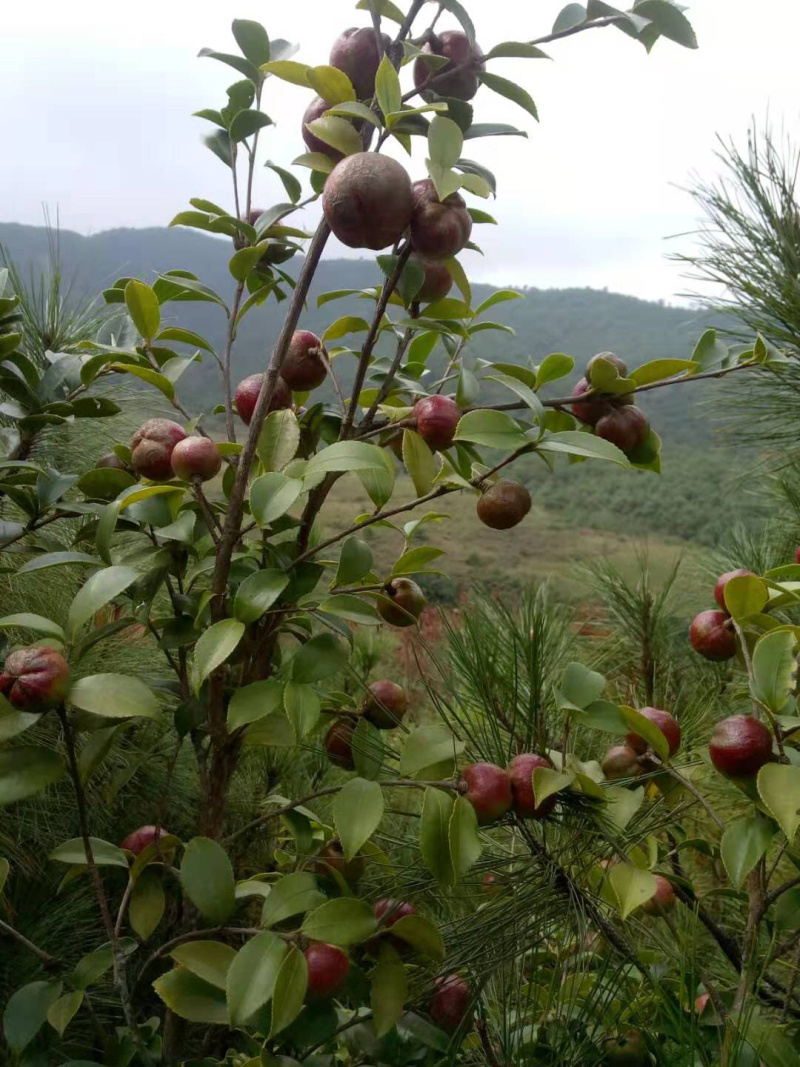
[4, 1, 800, 301]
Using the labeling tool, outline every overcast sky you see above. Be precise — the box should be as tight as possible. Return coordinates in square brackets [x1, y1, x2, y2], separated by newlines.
[4, 1, 800, 302]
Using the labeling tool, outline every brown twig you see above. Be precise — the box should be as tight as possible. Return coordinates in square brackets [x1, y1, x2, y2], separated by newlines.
[0, 918, 60, 968]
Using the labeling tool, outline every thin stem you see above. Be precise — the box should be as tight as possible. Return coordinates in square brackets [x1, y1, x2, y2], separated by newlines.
[221, 283, 246, 444]
[319, 346, 347, 416]
[361, 325, 414, 430]
[0, 510, 68, 552]
[191, 479, 222, 542]
[0, 918, 60, 968]
[114, 879, 134, 940]
[654, 759, 726, 833]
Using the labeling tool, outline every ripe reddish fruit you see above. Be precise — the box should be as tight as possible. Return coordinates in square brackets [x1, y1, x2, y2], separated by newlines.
[689, 610, 737, 661]
[329, 27, 392, 99]
[413, 256, 453, 304]
[641, 874, 676, 916]
[170, 437, 222, 482]
[481, 872, 504, 897]
[429, 974, 472, 1033]
[586, 351, 628, 380]
[602, 745, 643, 781]
[602, 1030, 647, 1066]
[120, 825, 167, 855]
[595, 406, 649, 453]
[96, 452, 127, 470]
[713, 568, 756, 612]
[413, 394, 460, 450]
[570, 377, 606, 426]
[374, 898, 415, 927]
[507, 753, 556, 819]
[281, 330, 327, 392]
[324, 719, 356, 770]
[302, 95, 345, 162]
[377, 577, 426, 627]
[477, 480, 532, 530]
[796, 546, 800, 564]
[626, 707, 681, 758]
[323, 153, 414, 251]
[314, 839, 366, 884]
[304, 942, 350, 998]
[0, 646, 70, 712]
[413, 30, 485, 101]
[460, 762, 512, 825]
[234, 373, 292, 426]
[410, 180, 473, 260]
[363, 679, 407, 730]
[708, 715, 773, 779]
[130, 419, 187, 481]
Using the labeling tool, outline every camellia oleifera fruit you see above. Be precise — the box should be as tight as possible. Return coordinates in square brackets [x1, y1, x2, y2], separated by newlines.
[304, 942, 350, 998]
[708, 714, 773, 779]
[689, 609, 737, 661]
[410, 179, 473, 260]
[170, 437, 222, 482]
[314, 838, 366, 884]
[602, 1030, 647, 1066]
[322, 153, 414, 251]
[429, 974, 472, 1033]
[413, 30, 485, 101]
[130, 419, 187, 481]
[641, 874, 676, 916]
[413, 394, 460, 450]
[120, 825, 168, 855]
[460, 762, 512, 825]
[713, 568, 756, 611]
[570, 351, 633, 427]
[601, 745, 643, 781]
[0, 646, 71, 712]
[594, 405, 649, 453]
[362, 679, 407, 729]
[476, 480, 532, 530]
[625, 706, 681, 758]
[329, 27, 391, 99]
[234, 373, 292, 426]
[302, 95, 344, 162]
[413, 256, 453, 304]
[324, 719, 356, 770]
[280, 330, 327, 392]
[507, 752, 556, 819]
[377, 577, 426, 627]
[96, 452, 128, 471]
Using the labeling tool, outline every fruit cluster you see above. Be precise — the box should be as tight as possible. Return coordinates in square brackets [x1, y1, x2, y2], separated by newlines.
[688, 568, 753, 662]
[571, 353, 650, 455]
[324, 677, 410, 769]
[601, 706, 681, 781]
[460, 752, 559, 824]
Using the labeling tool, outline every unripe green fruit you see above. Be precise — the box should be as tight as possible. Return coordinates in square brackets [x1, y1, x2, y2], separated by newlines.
[410, 180, 473, 260]
[130, 419, 187, 481]
[460, 762, 512, 825]
[329, 27, 392, 99]
[689, 610, 736, 661]
[234, 373, 292, 426]
[170, 437, 222, 482]
[0, 646, 71, 712]
[362, 679, 407, 729]
[413, 30, 485, 101]
[477, 480, 531, 530]
[322, 153, 414, 251]
[281, 330, 327, 391]
[377, 578, 426, 627]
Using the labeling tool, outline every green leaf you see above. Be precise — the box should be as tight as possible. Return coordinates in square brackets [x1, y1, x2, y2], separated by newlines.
[3, 981, 63, 1053]
[0, 705, 39, 742]
[265, 161, 302, 203]
[228, 679, 284, 731]
[257, 409, 300, 472]
[532, 767, 574, 806]
[0, 613, 64, 640]
[124, 280, 160, 341]
[402, 429, 437, 496]
[400, 724, 464, 778]
[307, 64, 356, 104]
[485, 370, 544, 423]
[388, 914, 445, 959]
[191, 619, 245, 693]
[721, 816, 775, 890]
[170, 941, 236, 990]
[301, 898, 377, 946]
[67, 566, 139, 639]
[49, 836, 129, 867]
[270, 946, 308, 1037]
[156, 326, 217, 355]
[318, 595, 380, 626]
[752, 631, 798, 714]
[758, 763, 800, 841]
[428, 116, 463, 169]
[454, 409, 528, 451]
[629, 358, 697, 385]
[478, 71, 537, 120]
[0, 747, 64, 806]
[485, 41, 550, 59]
[229, 245, 265, 280]
[234, 569, 289, 624]
[284, 681, 320, 740]
[604, 785, 645, 830]
[449, 795, 482, 881]
[538, 430, 630, 467]
[69, 674, 159, 719]
[230, 110, 273, 142]
[130, 867, 166, 940]
[232, 18, 271, 65]
[560, 662, 606, 709]
[619, 706, 670, 761]
[181, 837, 235, 923]
[391, 545, 444, 577]
[357, 446, 395, 509]
[322, 316, 370, 342]
[251, 472, 303, 525]
[725, 574, 769, 620]
[262, 59, 311, 86]
[608, 864, 657, 920]
[291, 633, 348, 683]
[305, 440, 387, 476]
[353, 716, 385, 781]
[73, 939, 136, 988]
[305, 115, 363, 157]
[335, 537, 373, 587]
[47, 991, 83, 1038]
[690, 328, 728, 372]
[153, 967, 228, 1024]
[293, 151, 335, 174]
[438, 0, 476, 44]
[375, 54, 402, 118]
[334, 777, 384, 861]
[475, 289, 523, 315]
[261, 872, 326, 928]
[633, 0, 698, 49]
[536, 352, 574, 387]
[372, 945, 407, 1037]
[420, 787, 454, 886]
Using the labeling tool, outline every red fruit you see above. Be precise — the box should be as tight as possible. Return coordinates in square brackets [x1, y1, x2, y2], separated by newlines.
[413, 394, 460, 450]
[413, 257, 453, 304]
[460, 762, 512, 825]
[689, 610, 737, 661]
[481, 872, 504, 897]
[429, 974, 472, 1033]
[595, 406, 649, 453]
[602, 745, 642, 781]
[329, 27, 392, 99]
[377, 578, 426, 627]
[602, 1030, 647, 1066]
[374, 898, 415, 927]
[363, 679, 407, 730]
[570, 377, 605, 426]
[413, 30, 485, 101]
[281, 330, 327, 392]
[410, 179, 473, 260]
[322, 153, 414, 251]
[507, 753, 556, 819]
[708, 714, 773, 779]
[324, 719, 356, 770]
[96, 452, 127, 471]
[0, 646, 70, 712]
[170, 437, 222, 482]
[586, 352, 628, 379]
[304, 942, 350, 998]
[234, 373, 292, 425]
[626, 707, 681, 758]
[120, 825, 167, 855]
[796, 546, 800, 564]
[130, 419, 187, 481]
[713, 568, 756, 612]
[642, 874, 676, 916]
[476, 480, 531, 530]
[315, 839, 366, 884]
[302, 95, 345, 162]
